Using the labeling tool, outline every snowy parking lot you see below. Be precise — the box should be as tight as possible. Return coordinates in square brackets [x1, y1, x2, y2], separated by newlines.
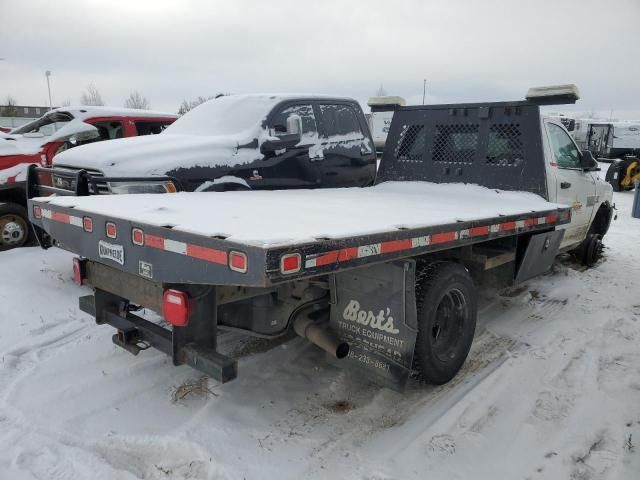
[1, 176, 639, 479]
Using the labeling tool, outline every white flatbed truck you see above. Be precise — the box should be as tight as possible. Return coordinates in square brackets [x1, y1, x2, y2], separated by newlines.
[28, 86, 614, 389]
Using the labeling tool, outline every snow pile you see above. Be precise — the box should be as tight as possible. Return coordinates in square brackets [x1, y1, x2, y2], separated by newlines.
[1, 182, 639, 478]
[38, 181, 565, 246]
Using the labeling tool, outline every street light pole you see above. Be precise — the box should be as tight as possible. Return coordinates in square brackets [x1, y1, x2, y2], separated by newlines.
[422, 79, 427, 105]
[45, 70, 53, 109]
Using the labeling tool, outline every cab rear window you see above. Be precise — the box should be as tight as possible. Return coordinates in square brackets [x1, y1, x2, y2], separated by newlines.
[319, 104, 363, 137]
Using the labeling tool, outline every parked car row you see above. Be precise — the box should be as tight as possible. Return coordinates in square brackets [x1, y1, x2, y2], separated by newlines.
[0, 106, 178, 249]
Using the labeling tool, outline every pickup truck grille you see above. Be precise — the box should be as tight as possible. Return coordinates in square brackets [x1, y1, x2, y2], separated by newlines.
[52, 167, 110, 194]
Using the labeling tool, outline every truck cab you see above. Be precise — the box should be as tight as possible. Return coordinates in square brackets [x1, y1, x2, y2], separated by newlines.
[35, 95, 377, 195]
[541, 116, 613, 251]
[0, 106, 177, 250]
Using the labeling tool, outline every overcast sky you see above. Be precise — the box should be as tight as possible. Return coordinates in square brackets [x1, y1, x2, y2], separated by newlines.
[1, 0, 639, 118]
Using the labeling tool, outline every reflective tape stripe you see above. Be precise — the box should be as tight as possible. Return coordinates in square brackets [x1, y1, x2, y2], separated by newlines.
[431, 231, 458, 244]
[164, 239, 187, 255]
[186, 244, 227, 265]
[144, 234, 165, 249]
[143, 233, 227, 265]
[302, 213, 562, 270]
[380, 239, 413, 253]
[45, 209, 83, 228]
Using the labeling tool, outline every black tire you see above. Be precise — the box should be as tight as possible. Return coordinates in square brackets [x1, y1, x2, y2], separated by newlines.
[414, 262, 477, 385]
[572, 233, 603, 267]
[0, 203, 32, 251]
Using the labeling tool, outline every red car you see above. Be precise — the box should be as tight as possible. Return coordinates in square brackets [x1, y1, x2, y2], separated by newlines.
[0, 106, 177, 250]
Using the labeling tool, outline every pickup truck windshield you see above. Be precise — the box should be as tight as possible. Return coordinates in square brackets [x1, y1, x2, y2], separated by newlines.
[11, 111, 74, 136]
[164, 95, 279, 137]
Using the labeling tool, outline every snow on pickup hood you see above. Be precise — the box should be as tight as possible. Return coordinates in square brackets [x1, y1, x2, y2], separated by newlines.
[52, 133, 264, 176]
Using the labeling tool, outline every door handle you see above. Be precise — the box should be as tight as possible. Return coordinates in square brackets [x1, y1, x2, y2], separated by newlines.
[560, 181, 571, 189]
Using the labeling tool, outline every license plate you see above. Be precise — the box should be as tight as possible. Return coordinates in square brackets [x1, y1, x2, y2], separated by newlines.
[98, 240, 125, 265]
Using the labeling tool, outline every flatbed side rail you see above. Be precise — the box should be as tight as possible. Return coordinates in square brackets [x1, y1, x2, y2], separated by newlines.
[265, 207, 571, 283]
[28, 196, 571, 287]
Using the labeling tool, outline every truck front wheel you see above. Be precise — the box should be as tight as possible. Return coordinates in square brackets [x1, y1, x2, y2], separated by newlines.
[0, 203, 32, 251]
[414, 262, 477, 385]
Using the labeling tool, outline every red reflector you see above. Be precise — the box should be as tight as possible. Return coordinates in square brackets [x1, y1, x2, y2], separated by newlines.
[106, 222, 117, 239]
[33, 205, 42, 219]
[83, 216, 93, 232]
[132, 228, 144, 246]
[280, 253, 301, 274]
[72, 257, 85, 286]
[163, 289, 190, 327]
[229, 251, 247, 273]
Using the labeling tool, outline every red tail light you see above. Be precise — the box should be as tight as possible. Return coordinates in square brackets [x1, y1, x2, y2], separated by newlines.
[106, 222, 117, 239]
[163, 289, 190, 327]
[83, 216, 93, 232]
[229, 251, 248, 273]
[72, 257, 86, 286]
[280, 253, 301, 274]
[33, 205, 42, 219]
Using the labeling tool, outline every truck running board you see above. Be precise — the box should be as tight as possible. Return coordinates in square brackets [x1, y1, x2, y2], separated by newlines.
[79, 294, 238, 383]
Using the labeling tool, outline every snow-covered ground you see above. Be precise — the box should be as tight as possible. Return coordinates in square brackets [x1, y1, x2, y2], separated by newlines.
[1, 176, 640, 479]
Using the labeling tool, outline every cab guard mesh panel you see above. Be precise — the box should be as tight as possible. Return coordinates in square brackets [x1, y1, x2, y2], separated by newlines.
[486, 123, 523, 166]
[394, 125, 425, 162]
[377, 102, 548, 198]
[432, 124, 479, 163]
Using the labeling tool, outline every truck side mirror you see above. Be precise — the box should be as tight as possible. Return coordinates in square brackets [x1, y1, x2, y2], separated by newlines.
[261, 114, 303, 154]
[286, 114, 303, 137]
[580, 150, 600, 171]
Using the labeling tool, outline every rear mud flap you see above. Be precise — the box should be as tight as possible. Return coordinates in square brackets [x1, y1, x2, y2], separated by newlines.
[330, 260, 417, 390]
[515, 230, 564, 284]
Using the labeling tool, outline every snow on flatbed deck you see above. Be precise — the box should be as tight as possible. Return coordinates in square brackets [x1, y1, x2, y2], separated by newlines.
[37, 182, 565, 246]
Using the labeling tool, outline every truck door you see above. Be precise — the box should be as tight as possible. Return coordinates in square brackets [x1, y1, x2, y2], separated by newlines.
[545, 121, 596, 249]
[259, 102, 319, 189]
[314, 103, 376, 188]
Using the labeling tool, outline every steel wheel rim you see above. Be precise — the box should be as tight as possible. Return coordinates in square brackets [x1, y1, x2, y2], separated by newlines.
[430, 288, 468, 362]
[0, 214, 27, 246]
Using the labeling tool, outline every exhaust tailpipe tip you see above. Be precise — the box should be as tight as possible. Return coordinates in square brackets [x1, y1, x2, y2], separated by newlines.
[293, 313, 349, 359]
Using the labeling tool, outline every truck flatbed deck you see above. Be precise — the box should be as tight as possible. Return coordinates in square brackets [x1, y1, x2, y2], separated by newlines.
[29, 181, 570, 287]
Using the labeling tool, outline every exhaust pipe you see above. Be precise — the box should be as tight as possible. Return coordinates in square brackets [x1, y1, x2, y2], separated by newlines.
[293, 312, 349, 359]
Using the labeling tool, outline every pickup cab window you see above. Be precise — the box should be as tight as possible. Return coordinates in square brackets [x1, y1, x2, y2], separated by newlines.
[547, 123, 580, 169]
[270, 104, 317, 139]
[91, 120, 124, 140]
[135, 121, 170, 136]
[319, 104, 363, 137]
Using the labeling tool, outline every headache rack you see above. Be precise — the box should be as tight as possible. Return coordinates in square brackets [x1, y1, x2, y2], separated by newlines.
[26, 164, 183, 197]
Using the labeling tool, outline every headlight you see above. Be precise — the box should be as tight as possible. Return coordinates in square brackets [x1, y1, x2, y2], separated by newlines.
[108, 181, 178, 194]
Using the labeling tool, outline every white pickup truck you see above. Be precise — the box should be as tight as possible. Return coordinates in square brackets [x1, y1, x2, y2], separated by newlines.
[28, 85, 614, 389]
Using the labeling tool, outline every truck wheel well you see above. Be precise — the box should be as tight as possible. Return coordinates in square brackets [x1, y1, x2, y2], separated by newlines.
[0, 187, 27, 208]
[591, 203, 613, 237]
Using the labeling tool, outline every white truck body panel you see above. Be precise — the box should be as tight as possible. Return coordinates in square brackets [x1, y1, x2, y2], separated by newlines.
[540, 117, 610, 250]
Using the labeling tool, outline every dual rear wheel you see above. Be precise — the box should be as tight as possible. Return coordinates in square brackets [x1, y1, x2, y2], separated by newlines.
[414, 262, 477, 384]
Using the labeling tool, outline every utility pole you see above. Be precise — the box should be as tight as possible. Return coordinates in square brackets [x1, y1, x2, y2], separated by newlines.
[45, 70, 53, 109]
[422, 79, 427, 105]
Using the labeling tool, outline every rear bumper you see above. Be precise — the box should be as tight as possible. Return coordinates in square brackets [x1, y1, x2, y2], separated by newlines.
[80, 286, 238, 384]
